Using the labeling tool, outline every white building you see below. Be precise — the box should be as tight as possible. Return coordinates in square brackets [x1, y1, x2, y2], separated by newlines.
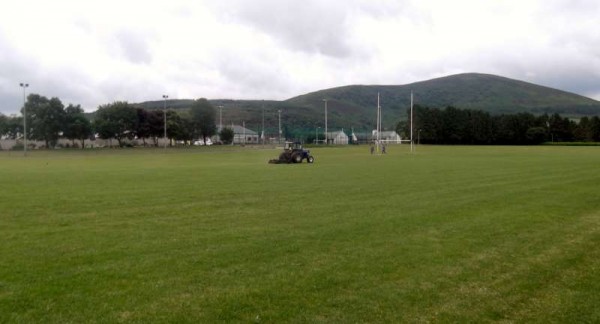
[325, 130, 349, 145]
[215, 125, 259, 144]
[372, 130, 402, 143]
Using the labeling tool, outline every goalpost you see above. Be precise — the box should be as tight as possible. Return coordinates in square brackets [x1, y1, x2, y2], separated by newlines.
[373, 92, 415, 154]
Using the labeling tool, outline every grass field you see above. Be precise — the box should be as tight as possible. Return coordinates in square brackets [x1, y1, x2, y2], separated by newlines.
[1, 145, 599, 322]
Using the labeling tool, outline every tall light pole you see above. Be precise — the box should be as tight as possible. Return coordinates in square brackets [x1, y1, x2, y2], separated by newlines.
[217, 105, 223, 143]
[410, 91, 414, 153]
[19, 83, 29, 156]
[278, 109, 282, 144]
[261, 102, 265, 146]
[218, 105, 223, 131]
[316, 126, 321, 144]
[162, 95, 168, 149]
[322, 99, 328, 144]
[377, 93, 381, 152]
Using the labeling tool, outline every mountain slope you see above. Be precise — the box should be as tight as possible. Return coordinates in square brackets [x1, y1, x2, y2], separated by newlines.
[286, 73, 600, 124]
[136, 73, 600, 132]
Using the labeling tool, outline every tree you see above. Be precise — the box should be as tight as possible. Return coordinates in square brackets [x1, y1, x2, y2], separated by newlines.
[24, 94, 65, 148]
[190, 98, 217, 144]
[63, 104, 93, 148]
[93, 102, 137, 147]
[147, 110, 165, 146]
[165, 111, 195, 145]
[1, 115, 22, 139]
[134, 108, 163, 146]
[591, 116, 600, 142]
[548, 113, 573, 142]
[0, 114, 7, 138]
[219, 127, 234, 144]
[525, 127, 547, 144]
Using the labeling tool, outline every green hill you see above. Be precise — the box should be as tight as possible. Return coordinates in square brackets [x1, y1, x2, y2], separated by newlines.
[135, 73, 600, 133]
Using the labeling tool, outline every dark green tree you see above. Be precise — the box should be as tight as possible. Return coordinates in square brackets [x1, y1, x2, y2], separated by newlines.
[134, 108, 163, 146]
[1, 115, 22, 139]
[548, 113, 573, 142]
[93, 102, 137, 147]
[24, 94, 65, 148]
[591, 116, 600, 142]
[525, 127, 547, 144]
[190, 98, 217, 144]
[166, 112, 195, 145]
[0, 114, 7, 137]
[63, 104, 93, 148]
[219, 127, 234, 144]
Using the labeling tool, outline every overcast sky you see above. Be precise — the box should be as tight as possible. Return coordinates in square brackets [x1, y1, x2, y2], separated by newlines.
[1, 0, 599, 114]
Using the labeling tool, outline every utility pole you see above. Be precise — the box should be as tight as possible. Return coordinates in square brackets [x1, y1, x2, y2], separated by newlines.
[20, 83, 29, 156]
[219, 106, 223, 131]
[278, 109, 282, 144]
[323, 99, 328, 145]
[377, 93, 381, 153]
[162, 95, 168, 149]
[410, 91, 414, 153]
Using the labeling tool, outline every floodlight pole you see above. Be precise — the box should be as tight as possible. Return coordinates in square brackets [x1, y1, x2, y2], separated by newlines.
[218, 105, 223, 143]
[278, 109, 282, 144]
[316, 126, 321, 144]
[20, 83, 29, 156]
[377, 93, 381, 153]
[410, 91, 414, 153]
[323, 99, 328, 145]
[162, 95, 168, 149]
[219, 105, 223, 131]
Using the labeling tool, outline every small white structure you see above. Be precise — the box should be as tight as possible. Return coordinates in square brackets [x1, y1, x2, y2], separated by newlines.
[325, 130, 349, 145]
[372, 130, 402, 143]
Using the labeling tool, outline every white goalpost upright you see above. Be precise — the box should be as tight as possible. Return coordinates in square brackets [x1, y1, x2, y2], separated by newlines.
[410, 91, 414, 153]
[377, 92, 381, 152]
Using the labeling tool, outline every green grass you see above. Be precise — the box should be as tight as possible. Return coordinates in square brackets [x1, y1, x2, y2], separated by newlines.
[1, 145, 599, 322]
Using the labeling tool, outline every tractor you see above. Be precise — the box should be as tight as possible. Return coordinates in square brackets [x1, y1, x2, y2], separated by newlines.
[269, 142, 315, 164]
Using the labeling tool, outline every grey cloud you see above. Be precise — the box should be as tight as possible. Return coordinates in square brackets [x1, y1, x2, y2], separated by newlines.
[214, 50, 293, 98]
[113, 30, 155, 64]
[213, 0, 359, 58]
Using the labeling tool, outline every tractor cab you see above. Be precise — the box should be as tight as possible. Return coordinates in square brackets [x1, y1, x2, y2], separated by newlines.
[284, 142, 304, 151]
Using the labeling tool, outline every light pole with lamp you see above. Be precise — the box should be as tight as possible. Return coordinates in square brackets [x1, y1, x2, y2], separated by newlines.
[217, 105, 223, 143]
[162, 95, 168, 149]
[218, 105, 223, 131]
[19, 83, 29, 156]
[322, 99, 328, 144]
[278, 109, 282, 144]
[315, 126, 321, 144]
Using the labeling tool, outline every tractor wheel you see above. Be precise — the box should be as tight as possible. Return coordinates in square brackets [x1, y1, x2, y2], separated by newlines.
[279, 152, 290, 163]
[293, 154, 303, 163]
[307, 156, 314, 163]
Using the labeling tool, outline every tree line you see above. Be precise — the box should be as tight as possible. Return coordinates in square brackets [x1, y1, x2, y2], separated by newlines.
[0, 94, 232, 148]
[397, 106, 600, 145]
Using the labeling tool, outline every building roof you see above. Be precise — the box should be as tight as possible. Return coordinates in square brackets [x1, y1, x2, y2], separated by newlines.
[219, 125, 258, 135]
[326, 130, 348, 137]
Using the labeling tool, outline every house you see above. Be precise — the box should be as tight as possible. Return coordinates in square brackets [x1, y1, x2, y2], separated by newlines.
[325, 130, 349, 145]
[215, 125, 259, 144]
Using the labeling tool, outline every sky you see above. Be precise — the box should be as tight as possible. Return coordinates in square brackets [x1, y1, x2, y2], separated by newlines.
[1, 0, 599, 114]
